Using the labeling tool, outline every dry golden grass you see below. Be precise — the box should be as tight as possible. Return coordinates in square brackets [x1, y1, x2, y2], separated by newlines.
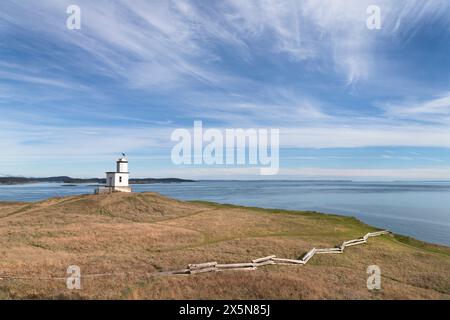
[0, 192, 448, 299]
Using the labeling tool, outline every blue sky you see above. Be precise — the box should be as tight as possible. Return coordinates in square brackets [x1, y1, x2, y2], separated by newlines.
[1, 0, 450, 180]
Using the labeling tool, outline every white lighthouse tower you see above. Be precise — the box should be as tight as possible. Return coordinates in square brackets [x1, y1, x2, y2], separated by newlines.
[95, 154, 132, 194]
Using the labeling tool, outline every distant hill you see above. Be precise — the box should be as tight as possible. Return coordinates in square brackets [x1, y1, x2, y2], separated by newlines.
[0, 176, 73, 185]
[0, 176, 194, 185]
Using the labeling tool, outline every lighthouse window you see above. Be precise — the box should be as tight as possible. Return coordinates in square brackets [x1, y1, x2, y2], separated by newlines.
[119, 177, 122, 183]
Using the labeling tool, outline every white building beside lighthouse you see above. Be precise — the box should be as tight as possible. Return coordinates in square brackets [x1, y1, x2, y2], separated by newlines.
[95, 154, 132, 194]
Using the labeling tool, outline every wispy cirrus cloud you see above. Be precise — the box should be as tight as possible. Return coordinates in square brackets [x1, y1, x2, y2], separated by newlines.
[379, 92, 450, 125]
[2, 0, 447, 89]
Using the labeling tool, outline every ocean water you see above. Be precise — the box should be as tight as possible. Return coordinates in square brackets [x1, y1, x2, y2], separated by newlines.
[0, 180, 449, 246]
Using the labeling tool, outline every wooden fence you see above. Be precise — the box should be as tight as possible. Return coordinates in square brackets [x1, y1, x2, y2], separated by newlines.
[182, 230, 391, 275]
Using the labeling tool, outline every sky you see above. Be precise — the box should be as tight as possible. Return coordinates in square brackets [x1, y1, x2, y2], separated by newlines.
[1, 0, 450, 180]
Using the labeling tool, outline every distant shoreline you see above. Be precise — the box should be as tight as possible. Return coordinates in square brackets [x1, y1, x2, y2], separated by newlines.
[0, 176, 195, 185]
[3, 177, 450, 185]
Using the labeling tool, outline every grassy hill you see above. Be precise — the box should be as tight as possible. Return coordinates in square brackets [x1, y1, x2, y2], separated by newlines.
[0, 192, 448, 299]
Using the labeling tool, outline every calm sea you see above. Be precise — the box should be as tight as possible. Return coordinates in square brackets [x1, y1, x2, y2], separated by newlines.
[1, 180, 449, 246]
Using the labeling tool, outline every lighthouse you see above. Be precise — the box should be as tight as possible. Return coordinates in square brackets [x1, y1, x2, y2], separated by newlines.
[95, 154, 132, 194]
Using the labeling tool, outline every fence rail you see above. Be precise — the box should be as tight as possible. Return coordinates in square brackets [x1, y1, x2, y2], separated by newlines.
[184, 230, 390, 274]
